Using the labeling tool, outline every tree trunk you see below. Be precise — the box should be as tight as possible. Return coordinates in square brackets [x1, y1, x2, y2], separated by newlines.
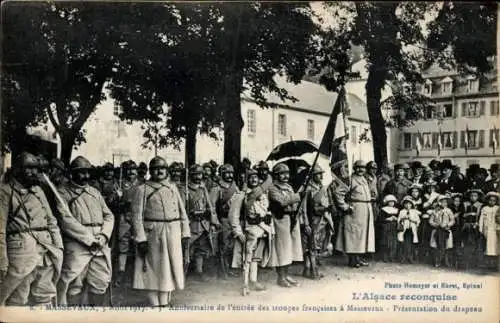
[223, 100, 244, 168]
[60, 131, 77, 166]
[185, 120, 197, 166]
[365, 66, 389, 169]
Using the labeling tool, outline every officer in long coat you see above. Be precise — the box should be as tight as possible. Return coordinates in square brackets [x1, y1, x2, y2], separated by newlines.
[268, 163, 303, 287]
[131, 157, 190, 307]
[228, 169, 274, 295]
[57, 156, 115, 306]
[301, 165, 332, 280]
[0, 152, 64, 306]
[179, 164, 220, 281]
[335, 160, 375, 268]
[210, 164, 240, 279]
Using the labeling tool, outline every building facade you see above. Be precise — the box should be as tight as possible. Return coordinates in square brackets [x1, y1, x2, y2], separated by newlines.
[396, 65, 500, 170]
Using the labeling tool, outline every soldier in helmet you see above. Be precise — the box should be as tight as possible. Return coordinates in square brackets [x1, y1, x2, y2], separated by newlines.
[0, 152, 64, 306]
[179, 164, 220, 281]
[113, 160, 141, 287]
[210, 164, 240, 279]
[301, 165, 332, 280]
[228, 168, 274, 295]
[95, 162, 121, 210]
[336, 160, 375, 268]
[49, 158, 69, 188]
[137, 162, 148, 184]
[131, 156, 190, 307]
[255, 161, 273, 193]
[268, 163, 304, 287]
[56, 156, 115, 306]
[169, 162, 183, 189]
[202, 162, 217, 193]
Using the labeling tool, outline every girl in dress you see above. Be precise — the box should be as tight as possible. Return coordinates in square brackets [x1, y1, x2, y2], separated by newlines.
[420, 180, 440, 264]
[380, 195, 399, 262]
[461, 189, 483, 270]
[478, 191, 499, 270]
[409, 184, 423, 212]
[429, 195, 455, 268]
[397, 196, 421, 264]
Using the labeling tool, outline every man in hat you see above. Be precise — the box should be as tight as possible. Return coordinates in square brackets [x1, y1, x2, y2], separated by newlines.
[429, 159, 441, 179]
[335, 160, 375, 268]
[137, 162, 148, 184]
[411, 161, 424, 184]
[484, 164, 500, 193]
[56, 156, 115, 306]
[179, 164, 220, 281]
[210, 164, 240, 279]
[437, 159, 464, 194]
[113, 160, 141, 287]
[403, 162, 414, 182]
[376, 164, 392, 197]
[268, 163, 304, 287]
[228, 168, 273, 295]
[0, 152, 64, 306]
[131, 156, 190, 307]
[384, 164, 412, 204]
[465, 164, 482, 190]
[255, 160, 273, 193]
[301, 165, 332, 279]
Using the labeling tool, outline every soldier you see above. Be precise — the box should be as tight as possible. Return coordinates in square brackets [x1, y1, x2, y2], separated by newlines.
[365, 161, 380, 260]
[137, 162, 148, 184]
[335, 160, 376, 268]
[169, 162, 183, 189]
[179, 164, 220, 281]
[255, 161, 273, 193]
[0, 152, 64, 306]
[113, 160, 141, 287]
[56, 156, 115, 306]
[228, 169, 273, 295]
[210, 164, 240, 279]
[384, 164, 412, 204]
[484, 164, 500, 193]
[131, 157, 190, 307]
[237, 158, 252, 190]
[49, 158, 69, 188]
[301, 165, 332, 280]
[95, 162, 121, 209]
[202, 162, 218, 192]
[268, 163, 304, 288]
[376, 164, 392, 197]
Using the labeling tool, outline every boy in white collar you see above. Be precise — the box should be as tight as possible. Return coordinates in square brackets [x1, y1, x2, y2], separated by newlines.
[397, 196, 421, 264]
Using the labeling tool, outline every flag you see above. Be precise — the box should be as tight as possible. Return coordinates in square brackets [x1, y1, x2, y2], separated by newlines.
[493, 125, 498, 154]
[464, 125, 469, 154]
[415, 131, 422, 157]
[437, 127, 442, 156]
[318, 88, 349, 168]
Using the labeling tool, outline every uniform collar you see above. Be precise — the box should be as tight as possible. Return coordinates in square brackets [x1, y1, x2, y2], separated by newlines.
[273, 181, 293, 190]
[218, 180, 235, 189]
[11, 178, 38, 195]
[147, 179, 171, 188]
[69, 181, 98, 197]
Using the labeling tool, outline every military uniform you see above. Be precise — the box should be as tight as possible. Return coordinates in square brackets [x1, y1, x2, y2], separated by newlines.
[56, 157, 114, 305]
[0, 174, 64, 305]
[384, 177, 411, 204]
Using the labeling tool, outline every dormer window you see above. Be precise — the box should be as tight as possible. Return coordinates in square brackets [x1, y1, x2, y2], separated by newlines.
[440, 76, 453, 95]
[422, 79, 432, 96]
[466, 75, 479, 93]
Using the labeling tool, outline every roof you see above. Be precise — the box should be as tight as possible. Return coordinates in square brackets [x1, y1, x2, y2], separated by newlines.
[242, 76, 370, 123]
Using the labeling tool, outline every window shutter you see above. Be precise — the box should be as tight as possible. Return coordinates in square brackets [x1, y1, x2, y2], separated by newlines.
[490, 129, 495, 147]
[480, 101, 486, 116]
[461, 103, 467, 117]
[460, 131, 465, 148]
[453, 131, 458, 149]
[399, 133, 405, 150]
[491, 101, 495, 116]
[432, 132, 439, 148]
[479, 130, 485, 148]
[411, 133, 417, 149]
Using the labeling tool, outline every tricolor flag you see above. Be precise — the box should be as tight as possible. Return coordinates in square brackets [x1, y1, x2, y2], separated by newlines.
[415, 131, 422, 157]
[493, 125, 498, 154]
[464, 124, 470, 154]
[318, 88, 349, 174]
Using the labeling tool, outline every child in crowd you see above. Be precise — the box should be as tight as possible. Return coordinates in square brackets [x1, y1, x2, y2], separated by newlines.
[419, 180, 440, 264]
[478, 191, 500, 270]
[380, 195, 399, 262]
[397, 196, 421, 264]
[449, 193, 465, 268]
[461, 189, 483, 270]
[429, 195, 455, 268]
[409, 184, 423, 212]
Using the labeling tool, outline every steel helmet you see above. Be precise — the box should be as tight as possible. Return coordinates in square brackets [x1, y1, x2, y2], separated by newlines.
[219, 164, 235, 174]
[312, 165, 324, 175]
[256, 161, 269, 170]
[272, 163, 290, 174]
[15, 152, 39, 168]
[189, 164, 204, 174]
[70, 156, 92, 170]
[149, 156, 168, 169]
[353, 160, 367, 168]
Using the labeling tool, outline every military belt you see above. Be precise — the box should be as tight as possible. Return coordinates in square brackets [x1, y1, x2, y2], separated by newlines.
[7, 227, 49, 235]
[144, 218, 181, 223]
[247, 214, 272, 225]
[83, 223, 103, 227]
[190, 211, 209, 221]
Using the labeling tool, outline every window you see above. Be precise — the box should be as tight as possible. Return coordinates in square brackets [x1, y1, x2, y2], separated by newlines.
[467, 79, 479, 93]
[424, 106, 434, 119]
[461, 129, 485, 149]
[403, 133, 412, 150]
[443, 104, 453, 118]
[467, 130, 478, 148]
[422, 80, 432, 96]
[441, 82, 452, 95]
[351, 126, 357, 145]
[307, 119, 315, 140]
[441, 132, 454, 149]
[490, 128, 499, 148]
[113, 105, 123, 116]
[490, 100, 500, 116]
[462, 101, 485, 117]
[422, 132, 432, 149]
[278, 114, 287, 136]
[114, 120, 127, 138]
[247, 109, 256, 134]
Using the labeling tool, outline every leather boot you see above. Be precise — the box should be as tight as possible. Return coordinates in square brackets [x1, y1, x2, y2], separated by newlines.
[276, 267, 291, 287]
[284, 266, 299, 286]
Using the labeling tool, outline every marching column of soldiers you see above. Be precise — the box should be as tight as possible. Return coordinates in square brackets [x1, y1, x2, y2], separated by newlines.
[1, 152, 499, 307]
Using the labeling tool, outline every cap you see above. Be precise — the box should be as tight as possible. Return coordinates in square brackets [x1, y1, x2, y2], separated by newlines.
[189, 164, 203, 174]
[247, 168, 258, 177]
[256, 160, 269, 170]
[401, 196, 415, 206]
[102, 162, 114, 170]
[70, 156, 93, 170]
[485, 191, 500, 200]
[202, 162, 212, 169]
[272, 163, 290, 174]
[366, 161, 377, 169]
[169, 162, 182, 171]
[149, 156, 168, 169]
[138, 162, 148, 170]
[219, 164, 235, 174]
[16, 152, 39, 168]
[383, 194, 397, 205]
[353, 160, 366, 168]
[50, 158, 66, 171]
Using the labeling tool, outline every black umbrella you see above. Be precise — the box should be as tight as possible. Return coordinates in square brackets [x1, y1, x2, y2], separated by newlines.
[266, 140, 319, 161]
